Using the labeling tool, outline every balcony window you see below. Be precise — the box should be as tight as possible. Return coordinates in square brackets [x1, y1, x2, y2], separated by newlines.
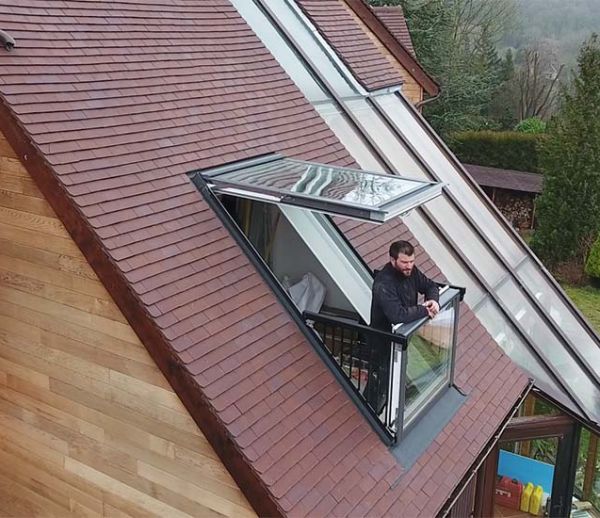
[306, 285, 462, 441]
[190, 155, 461, 444]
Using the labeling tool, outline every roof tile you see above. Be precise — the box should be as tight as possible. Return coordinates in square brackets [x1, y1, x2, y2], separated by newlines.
[372, 5, 416, 57]
[296, 0, 405, 91]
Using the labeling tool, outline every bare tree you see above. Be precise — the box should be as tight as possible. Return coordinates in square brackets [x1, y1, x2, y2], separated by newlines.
[515, 41, 564, 119]
[447, 0, 516, 49]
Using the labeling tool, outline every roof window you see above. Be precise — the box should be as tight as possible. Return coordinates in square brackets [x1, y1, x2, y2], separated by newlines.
[201, 154, 443, 223]
[190, 155, 461, 444]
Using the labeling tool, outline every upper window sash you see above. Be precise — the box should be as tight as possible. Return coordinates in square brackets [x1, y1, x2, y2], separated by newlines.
[196, 154, 443, 224]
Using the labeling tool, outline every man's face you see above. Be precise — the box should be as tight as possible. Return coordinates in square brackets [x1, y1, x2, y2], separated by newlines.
[391, 252, 415, 277]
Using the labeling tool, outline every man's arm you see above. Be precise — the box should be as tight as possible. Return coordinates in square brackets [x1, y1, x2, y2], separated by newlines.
[415, 269, 440, 317]
[373, 282, 428, 324]
[416, 269, 439, 303]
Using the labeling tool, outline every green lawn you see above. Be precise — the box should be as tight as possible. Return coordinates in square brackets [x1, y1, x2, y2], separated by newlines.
[561, 283, 600, 333]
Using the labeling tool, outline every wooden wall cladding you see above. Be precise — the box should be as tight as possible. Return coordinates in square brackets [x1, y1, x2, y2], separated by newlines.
[0, 131, 255, 517]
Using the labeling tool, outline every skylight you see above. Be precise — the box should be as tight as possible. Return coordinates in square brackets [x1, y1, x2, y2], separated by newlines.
[199, 154, 443, 223]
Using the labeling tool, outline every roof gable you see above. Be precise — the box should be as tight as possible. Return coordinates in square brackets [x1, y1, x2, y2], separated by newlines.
[295, 0, 406, 91]
[373, 5, 416, 58]
[295, 0, 438, 96]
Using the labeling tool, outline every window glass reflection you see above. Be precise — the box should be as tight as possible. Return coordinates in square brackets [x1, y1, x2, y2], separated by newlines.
[404, 304, 454, 424]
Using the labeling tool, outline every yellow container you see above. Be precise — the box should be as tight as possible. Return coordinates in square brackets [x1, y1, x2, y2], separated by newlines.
[520, 482, 533, 512]
[529, 485, 544, 515]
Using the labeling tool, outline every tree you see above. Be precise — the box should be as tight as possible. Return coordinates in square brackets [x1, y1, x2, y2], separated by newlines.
[488, 49, 519, 128]
[375, 0, 517, 137]
[514, 41, 564, 120]
[531, 34, 600, 269]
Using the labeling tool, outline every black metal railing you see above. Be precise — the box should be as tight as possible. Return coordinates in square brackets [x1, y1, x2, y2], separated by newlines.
[303, 285, 464, 443]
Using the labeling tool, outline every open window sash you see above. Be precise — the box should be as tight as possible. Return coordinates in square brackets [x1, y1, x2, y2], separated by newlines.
[198, 154, 443, 224]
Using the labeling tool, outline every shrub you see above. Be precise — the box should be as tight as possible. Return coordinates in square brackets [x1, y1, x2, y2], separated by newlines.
[585, 236, 600, 280]
[450, 130, 545, 172]
[515, 117, 547, 134]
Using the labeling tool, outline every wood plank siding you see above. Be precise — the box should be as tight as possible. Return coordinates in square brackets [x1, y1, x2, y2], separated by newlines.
[0, 130, 255, 517]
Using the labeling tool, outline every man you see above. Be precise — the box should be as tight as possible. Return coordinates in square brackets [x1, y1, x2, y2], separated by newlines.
[366, 240, 440, 414]
[371, 240, 440, 330]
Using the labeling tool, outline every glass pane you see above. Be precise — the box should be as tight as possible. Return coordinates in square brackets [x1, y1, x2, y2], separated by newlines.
[372, 93, 526, 267]
[404, 304, 454, 425]
[496, 278, 600, 419]
[496, 438, 557, 517]
[517, 258, 600, 372]
[475, 297, 566, 393]
[426, 196, 506, 286]
[314, 101, 386, 172]
[344, 97, 426, 178]
[205, 157, 441, 222]
[209, 159, 424, 205]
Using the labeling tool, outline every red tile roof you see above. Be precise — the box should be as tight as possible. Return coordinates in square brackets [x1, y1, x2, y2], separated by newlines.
[298, 0, 439, 96]
[0, 1, 527, 516]
[372, 5, 416, 58]
[295, 0, 405, 91]
[464, 164, 543, 194]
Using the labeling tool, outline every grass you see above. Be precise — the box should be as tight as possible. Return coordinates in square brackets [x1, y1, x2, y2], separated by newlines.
[561, 283, 600, 333]
[407, 334, 447, 381]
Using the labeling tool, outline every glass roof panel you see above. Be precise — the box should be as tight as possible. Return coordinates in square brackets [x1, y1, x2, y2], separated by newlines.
[201, 156, 442, 223]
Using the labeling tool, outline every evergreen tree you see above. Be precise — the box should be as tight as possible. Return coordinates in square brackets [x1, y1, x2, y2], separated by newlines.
[475, 28, 503, 87]
[386, 0, 516, 137]
[531, 34, 600, 268]
[488, 48, 519, 128]
[500, 48, 515, 82]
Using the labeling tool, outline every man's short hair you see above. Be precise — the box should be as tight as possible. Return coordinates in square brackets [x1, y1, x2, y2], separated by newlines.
[389, 240, 414, 259]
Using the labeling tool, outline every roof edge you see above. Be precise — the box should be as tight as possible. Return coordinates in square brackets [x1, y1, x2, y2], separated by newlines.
[343, 0, 439, 96]
[438, 379, 534, 517]
[0, 97, 283, 518]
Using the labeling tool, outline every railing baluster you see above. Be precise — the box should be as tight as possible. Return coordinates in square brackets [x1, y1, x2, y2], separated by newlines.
[350, 329, 356, 391]
[340, 327, 352, 381]
[332, 323, 338, 363]
[357, 331, 362, 394]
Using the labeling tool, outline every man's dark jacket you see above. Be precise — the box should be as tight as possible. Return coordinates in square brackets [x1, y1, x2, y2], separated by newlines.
[370, 262, 439, 331]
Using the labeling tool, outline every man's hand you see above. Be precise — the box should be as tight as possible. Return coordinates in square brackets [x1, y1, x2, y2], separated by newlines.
[424, 300, 440, 318]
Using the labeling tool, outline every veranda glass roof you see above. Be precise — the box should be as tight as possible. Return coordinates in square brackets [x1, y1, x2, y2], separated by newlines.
[198, 154, 442, 223]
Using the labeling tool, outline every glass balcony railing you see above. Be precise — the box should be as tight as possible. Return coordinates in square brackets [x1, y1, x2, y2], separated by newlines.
[303, 285, 464, 443]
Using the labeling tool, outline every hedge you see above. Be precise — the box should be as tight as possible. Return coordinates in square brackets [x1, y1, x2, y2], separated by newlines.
[450, 130, 546, 173]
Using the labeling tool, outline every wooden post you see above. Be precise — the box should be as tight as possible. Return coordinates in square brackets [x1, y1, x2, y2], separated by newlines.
[520, 395, 536, 457]
[583, 433, 598, 501]
[474, 446, 499, 518]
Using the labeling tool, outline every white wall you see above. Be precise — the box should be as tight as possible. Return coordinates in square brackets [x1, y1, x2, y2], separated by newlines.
[271, 214, 355, 313]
